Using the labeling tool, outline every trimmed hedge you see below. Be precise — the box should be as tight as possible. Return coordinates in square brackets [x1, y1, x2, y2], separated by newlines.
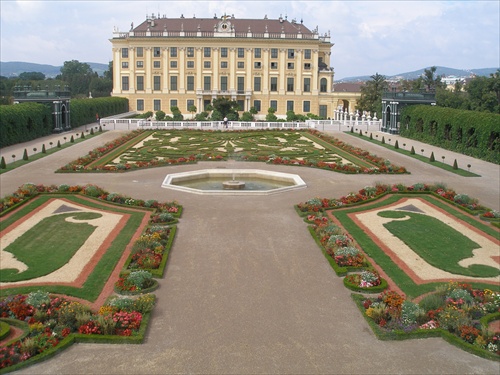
[400, 105, 500, 164]
[0, 97, 129, 147]
[0, 103, 53, 147]
[70, 97, 129, 127]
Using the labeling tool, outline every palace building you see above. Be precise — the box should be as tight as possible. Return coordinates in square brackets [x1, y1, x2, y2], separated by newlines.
[110, 13, 359, 119]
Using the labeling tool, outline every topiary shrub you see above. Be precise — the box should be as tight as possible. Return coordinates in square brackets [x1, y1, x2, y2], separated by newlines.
[23, 149, 28, 160]
[70, 135, 74, 143]
[429, 151, 435, 162]
[0, 156, 6, 169]
[453, 159, 458, 170]
[410, 146, 415, 154]
[381, 136, 385, 144]
[394, 140, 399, 149]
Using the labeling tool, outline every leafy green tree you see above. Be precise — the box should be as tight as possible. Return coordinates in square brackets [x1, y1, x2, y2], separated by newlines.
[265, 107, 278, 122]
[241, 111, 253, 121]
[356, 73, 388, 114]
[211, 97, 240, 119]
[466, 75, 499, 113]
[170, 106, 183, 121]
[89, 76, 112, 97]
[57, 60, 95, 97]
[286, 110, 296, 121]
[156, 110, 166, 121]
[19, 72, 46, 81]
[422, 66, 444, 92]
[195, 111, 209, 121]
[188, 104, 197, 118]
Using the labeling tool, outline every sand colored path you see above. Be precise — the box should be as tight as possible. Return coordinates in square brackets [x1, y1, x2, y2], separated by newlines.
[1, 125, 499, 374]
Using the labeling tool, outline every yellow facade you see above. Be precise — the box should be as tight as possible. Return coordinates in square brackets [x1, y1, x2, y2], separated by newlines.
[110, 15, 359, 119]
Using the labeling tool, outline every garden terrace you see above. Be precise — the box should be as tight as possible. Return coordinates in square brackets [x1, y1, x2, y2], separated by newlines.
[57, 129, 408, 174]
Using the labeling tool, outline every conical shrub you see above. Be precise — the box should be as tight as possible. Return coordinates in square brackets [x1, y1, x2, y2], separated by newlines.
[42, 144, 46, 153]
[410, 146, 415, 155]
[453, 159, 458, 170]
[429, 152, 435, 162]
[381, 136, 385, 144]
[23, 149, 29, 160]
[0, 156, 6, 169]
[70, 135, 74, 143]
[394, 140, 399, 149]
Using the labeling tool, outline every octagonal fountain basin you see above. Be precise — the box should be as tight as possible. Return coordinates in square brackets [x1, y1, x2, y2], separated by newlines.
[161, 169, 307, 195]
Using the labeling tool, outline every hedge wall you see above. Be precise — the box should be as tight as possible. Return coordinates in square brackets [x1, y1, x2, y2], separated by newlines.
[400, 105, 499, 164]
[70, 97, 129, 127]
[0, 97, 129, 147]
[0, 102, 53, 148]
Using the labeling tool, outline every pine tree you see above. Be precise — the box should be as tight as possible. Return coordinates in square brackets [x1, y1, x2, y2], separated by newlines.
[23, 149, 29, 160]
[0, 156, 6, 169]
[429, 152, 435, 162]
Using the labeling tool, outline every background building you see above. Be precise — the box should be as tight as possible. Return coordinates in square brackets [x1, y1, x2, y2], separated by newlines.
[110, 14, 359, 119]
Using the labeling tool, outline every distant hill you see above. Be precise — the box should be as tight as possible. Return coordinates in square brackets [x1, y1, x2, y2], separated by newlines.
[0, 61, 109, 78]
[337, 66, 499, 82]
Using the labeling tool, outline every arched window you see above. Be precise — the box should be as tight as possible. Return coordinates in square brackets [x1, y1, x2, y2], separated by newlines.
[320, 78, 327, 92]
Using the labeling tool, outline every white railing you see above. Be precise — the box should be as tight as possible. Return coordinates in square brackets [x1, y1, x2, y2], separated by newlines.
[99, 118, 382, 132]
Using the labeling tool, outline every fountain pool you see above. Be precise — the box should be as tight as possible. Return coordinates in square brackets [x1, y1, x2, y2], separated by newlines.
[161, 169, 307, 195]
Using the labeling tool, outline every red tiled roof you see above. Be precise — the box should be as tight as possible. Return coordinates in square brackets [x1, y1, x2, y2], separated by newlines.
[133, 16, 314, 35]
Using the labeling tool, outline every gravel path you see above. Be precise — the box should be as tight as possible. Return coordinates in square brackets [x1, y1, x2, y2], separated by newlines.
[1, 125, 499, 374]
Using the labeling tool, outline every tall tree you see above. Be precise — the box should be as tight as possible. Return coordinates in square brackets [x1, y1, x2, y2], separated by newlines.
[56, 60, 95, 97]
[422, 66, 444, 92]
[211, 97, 240, 120]
[18, 72, 46, 81]
[466, 75, 499, 113]
[356, 73, 388, 115]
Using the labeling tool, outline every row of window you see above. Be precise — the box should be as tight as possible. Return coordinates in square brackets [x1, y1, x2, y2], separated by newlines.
[137, 98, 319, 114]
[125, 60, 313, 71]
[122, 47, 313, 59]
[122, 76, 328, 92]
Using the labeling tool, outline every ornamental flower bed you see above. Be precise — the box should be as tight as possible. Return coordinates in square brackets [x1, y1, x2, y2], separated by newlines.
[296, 182, 489, 215]
[54, 128, 407, 174]
[307, 214, 369, 274]
[114, 271, 156, 294]
[124, 225, 176, 278]
[357, 282, 500, 360]
[0, 291, 155, 371]
[0, 183, 182, 217]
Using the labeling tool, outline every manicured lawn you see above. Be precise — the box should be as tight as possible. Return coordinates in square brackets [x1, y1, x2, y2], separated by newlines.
[331, 194, 499, 298]
[1, 212, 101, 282]
[379, 210, 499, 277]
[0, 195, 147, 302]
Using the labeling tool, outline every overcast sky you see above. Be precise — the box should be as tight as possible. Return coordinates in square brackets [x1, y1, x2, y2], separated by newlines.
[1, 0, 499, 79]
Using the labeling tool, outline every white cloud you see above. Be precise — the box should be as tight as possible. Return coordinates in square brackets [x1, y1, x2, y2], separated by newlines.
[0, 1, 498, 78]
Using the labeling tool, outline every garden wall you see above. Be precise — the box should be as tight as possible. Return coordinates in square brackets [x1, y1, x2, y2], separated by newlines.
[400, 105, 499, 164]
[0, 97, 129, 148]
